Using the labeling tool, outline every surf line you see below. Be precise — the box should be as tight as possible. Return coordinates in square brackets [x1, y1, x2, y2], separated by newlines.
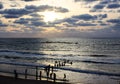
[58, 67, 120, 77]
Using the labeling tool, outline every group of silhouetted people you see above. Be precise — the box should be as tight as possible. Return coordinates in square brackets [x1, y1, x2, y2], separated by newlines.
[54, 60, 73, 68]
[44, 64, 57, 82]
[13, 61, 70, 83]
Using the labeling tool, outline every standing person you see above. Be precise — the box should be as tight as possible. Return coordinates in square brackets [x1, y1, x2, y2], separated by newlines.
[51, 66, 54, 73]
[14, 70, 18, 79]
[35, 66, 38, 80]
[25, 69, 28, 79]
[50, 73, 53, 79]
[53, 73, 56, 82]
[39, 71, 42, 80]
[63, 74, 66, 80]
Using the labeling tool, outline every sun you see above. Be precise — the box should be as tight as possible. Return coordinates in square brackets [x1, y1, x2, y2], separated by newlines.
[43, 11, 59, 22]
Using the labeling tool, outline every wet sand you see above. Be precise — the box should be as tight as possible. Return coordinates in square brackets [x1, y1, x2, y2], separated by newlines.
[0, 75, 69, 84]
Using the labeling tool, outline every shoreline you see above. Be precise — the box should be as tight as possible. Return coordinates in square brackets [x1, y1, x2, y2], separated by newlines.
[0, 75, 70, 84]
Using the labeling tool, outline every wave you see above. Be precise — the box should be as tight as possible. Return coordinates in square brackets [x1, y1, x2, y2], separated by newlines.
[0, 50, 48, 60]
[40, 41, 78, 44]
[0, 50, 45, 55]
[58, 67, 120, 77]
[89, 55, 109, 57]
[81, 60, 120, 64]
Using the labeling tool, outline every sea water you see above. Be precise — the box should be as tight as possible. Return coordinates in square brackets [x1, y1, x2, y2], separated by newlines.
[0, 38, 120, 84]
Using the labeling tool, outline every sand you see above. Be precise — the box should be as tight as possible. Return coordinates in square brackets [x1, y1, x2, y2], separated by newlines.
[0, 75, 69, 84]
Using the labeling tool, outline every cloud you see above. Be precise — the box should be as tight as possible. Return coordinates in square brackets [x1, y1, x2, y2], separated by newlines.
[76, 22, 97, 26]
[31, 21, 46, 26]
[74, 0, 97, 2]
[4, 14, 20, 18]
[21, 0, 37, 1]
[54, 7, 69, 13]
[30, 13, 43, 17]
[50, 14, 107, 27]
[63, 18, 78, 24]
[90, 0, 120, 13]
[0, 21, 7, 27]
[25, 5, 69, 13]
[14, 17, 47, 28]
[107, 19, 120, 23]
[14, 18, 29, 24]
[99, 1, 109, 4]
[0, 5, 69, 19]
[93, 4, 105, 9]
[0, 3, 3, 9]
[72, 14, 107, 21]
[10, 0, 37, 1]
[0, 8, 31, 16]
[107, 3, 120, 9]
[72, 14, 97, 20]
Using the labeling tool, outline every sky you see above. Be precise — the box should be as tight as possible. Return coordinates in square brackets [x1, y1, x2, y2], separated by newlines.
[0, 0, 120, 38]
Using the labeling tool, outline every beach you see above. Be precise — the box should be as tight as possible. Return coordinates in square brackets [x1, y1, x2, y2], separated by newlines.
[0, 75, 68, 84]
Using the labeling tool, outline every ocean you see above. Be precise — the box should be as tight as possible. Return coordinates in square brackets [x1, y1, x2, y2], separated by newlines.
[0, 38, 120, 84]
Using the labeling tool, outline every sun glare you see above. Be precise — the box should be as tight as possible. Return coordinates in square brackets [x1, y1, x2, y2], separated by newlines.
[43, 11, 59, 22]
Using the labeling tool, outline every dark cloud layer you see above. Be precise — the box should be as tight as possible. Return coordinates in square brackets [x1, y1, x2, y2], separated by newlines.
[0, 8, 31, 16]
[14, 18, 29, 24]
[90, 0, 120, 13]
[107, 3, 120, 9]
[4, 14, 20, 18]
[72, 14, 107, 21]
[14, 17, 48, 30]
[107, 19, 120, 23]
[25, 5, 69, 13]
[76, 22, 97, 26]
[53, 14, 107, 27]
[93, 4, 105, 9]
[72, 14, 97, 20]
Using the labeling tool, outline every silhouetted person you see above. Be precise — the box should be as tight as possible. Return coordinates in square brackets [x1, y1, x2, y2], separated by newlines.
[36, 66, 38, 80]
[39, 71, 42, 80]
[51, 66, 54, 73]
[53, 73, 56, 82]
[14, 70, 18, 79]
[54, 61, 57, 67]
[57, 64, 59, 67]
[46, 71, 49, 81]
[47, 65, 50, 78]
[63, 74, 66, 80]
[58, 61, 61, 66]
[25, 69, 28, 79]
[50, 73, 53, 79]
[70, 61, 73, 65]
